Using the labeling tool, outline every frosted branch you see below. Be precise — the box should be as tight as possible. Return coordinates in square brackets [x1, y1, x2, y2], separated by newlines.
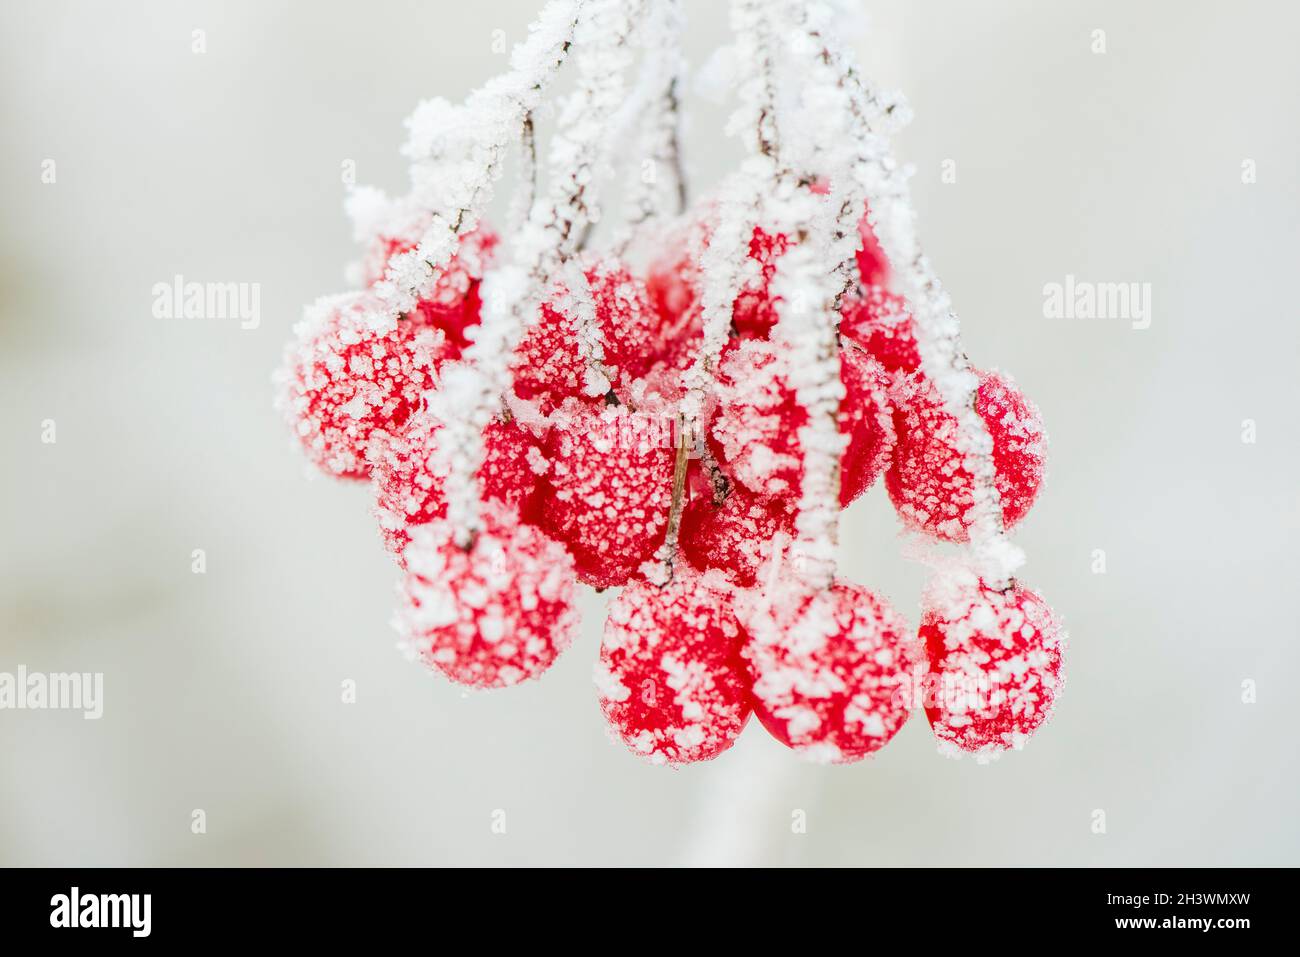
[361, 0, 583, 331]
[785, 2, 1023, 585]
[615, 0, 687, 251]
[438, 0, 643, 542]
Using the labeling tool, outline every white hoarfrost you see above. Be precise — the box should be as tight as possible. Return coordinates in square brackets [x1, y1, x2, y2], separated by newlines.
[613, 0, 687, 252]
[360, 0, 582, 331]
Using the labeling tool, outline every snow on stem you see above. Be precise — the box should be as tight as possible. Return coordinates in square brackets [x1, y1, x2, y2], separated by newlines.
[768, 196, 844, 591]
[362, 0, 582, 331]
[505, 112, 538, 238]
[788, 3, 1024, 586]
[614, 0, 687, 252]
[650, 0, 775, 577]
[681, 167, 762, 495]
[742, 0, 845, 591]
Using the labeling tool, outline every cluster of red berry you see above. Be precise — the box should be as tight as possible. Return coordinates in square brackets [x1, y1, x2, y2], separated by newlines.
[276, 196, 1064, 765]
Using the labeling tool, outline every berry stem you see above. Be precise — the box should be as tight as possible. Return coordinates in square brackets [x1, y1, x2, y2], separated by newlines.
[616, 0, 687, 251]
[652, 411, 692, 583]
[506, 111, 538, 237]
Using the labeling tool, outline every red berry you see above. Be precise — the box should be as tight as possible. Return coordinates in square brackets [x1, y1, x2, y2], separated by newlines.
[643, 219, 788, 351]
[839, 344, 898, 505]
[732, 227, 790, 338]
[395, 499, 579, 689]
[361, 223, 497, 357]
[839, 286, 920, 374]
[274, 291, 449, 480]
[921, 576, 1065, 757]
[370, 408, 546, 559]
[710, 340, 895, 507]
[647, 199, 890, 353]
[539, 403, 675, 589]
[511, 259, 660, 414]
[644, 220, 707, 367]
[886, 370, 1047, 541]
[679, 485, 795, 587]
[742, 580, 915, 763]
[597, 567, 753, 765]
[856, 207, 890, 288]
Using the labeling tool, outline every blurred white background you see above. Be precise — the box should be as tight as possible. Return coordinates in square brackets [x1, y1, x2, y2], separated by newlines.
[2, 0, 1298, 866]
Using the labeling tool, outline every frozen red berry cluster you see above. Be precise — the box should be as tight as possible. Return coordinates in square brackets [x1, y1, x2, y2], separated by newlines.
[275, 198, 1064, 765]
[275, 0, 1067, 768]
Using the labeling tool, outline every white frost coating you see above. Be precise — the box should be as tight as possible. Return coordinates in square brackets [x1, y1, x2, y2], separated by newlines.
[551, 258, 613, 396]
[613, 0, 687, 253]
[343, 186, 401, 246]
[646, 0, 771, 579]
[780, 0, 1023, 584]
[674, 0, 780, 482]
[767, 193, 844, 590]
[360, 0, 582, 332]
[439, 0, 643, 541]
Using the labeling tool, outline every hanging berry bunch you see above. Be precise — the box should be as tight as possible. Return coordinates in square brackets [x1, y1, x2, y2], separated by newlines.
[274, 0, 1065, 765]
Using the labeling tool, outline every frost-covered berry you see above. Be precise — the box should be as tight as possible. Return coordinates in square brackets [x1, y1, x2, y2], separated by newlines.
[679, 485, 795, 587]
[395, 499, 579, 689]
[539, 403, 675, 589]
[840, 286, 920, 374]
[644, 219, 708, 369]
[856, 206, 889, 288]
[360, 221, 498, 357]
[920, 575, 1065, 758]
[647, 196, 892, 349]
[511, 259, 660, 413]
[710, 340, 895, 507]
[596, 567, 753, 765]
[370, 408, 546, 558]
[732, 227, 790, 338]
[274, 291, 448, 480]
[886, 370, 1047, 541]
[741, 580, 915, 764]
[839, 345, 898, 505]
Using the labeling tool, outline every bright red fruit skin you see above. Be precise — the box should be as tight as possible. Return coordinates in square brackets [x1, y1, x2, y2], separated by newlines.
[275, 291, 449, 480]
[856, 208, 890, 288]
[839, 286, 920, 374]
[361, 224, 498, 358]
[742, 580, 915, 764]
[539, 404, 675, 589]
[597, 567, 753, 765]
[511, 259, 660, 414]
[679, 485, 796, 587]
[370, 411, 545, 559]
[645, 200, 891, 354]
[395, 499, 579, 689]
[920, 577, 1065, 757]
[886, 370, 1046, 541]
[711, 340, 895, 507]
